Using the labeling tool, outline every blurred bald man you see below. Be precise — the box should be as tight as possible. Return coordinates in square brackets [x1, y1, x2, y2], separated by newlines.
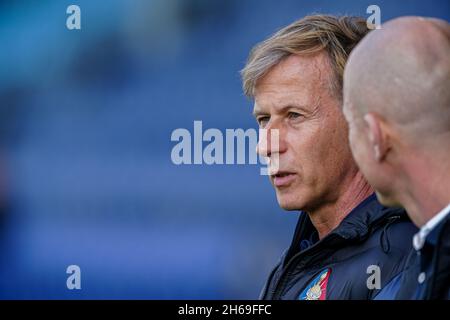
[343, 16, 450, 299]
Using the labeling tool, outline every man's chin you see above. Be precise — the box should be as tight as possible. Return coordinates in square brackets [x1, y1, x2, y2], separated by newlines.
[277, 199, 303, 211]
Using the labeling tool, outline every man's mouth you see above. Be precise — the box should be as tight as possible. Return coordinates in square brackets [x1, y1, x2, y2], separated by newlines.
[271, 171, 296, 187]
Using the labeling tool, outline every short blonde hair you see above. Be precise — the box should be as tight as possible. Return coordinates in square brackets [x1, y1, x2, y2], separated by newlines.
[241, 15, 370, 99]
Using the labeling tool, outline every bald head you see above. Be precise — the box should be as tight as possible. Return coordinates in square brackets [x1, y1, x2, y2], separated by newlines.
[344, 16, 450, 146]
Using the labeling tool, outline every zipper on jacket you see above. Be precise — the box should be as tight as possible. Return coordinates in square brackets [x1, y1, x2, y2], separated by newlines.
[270, 234, 341, 300]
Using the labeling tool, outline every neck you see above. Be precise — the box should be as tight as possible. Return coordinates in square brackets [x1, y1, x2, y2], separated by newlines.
[308, 170, 374, 239]
[396, 151, 450, 227]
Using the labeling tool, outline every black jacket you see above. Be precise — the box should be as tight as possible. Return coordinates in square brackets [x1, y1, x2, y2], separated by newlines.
[260, 194, 418, 300]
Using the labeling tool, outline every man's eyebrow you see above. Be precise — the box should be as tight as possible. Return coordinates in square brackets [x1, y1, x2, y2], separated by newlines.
[253, 104, 312, 117]
[252, 108, 266, 117]
[280, 104, 312, 113]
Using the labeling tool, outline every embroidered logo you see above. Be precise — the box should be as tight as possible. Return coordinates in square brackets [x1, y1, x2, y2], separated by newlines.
[298, 268, 331, 300]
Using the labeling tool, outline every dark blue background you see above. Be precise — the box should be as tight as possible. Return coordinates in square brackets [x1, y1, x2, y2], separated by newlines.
[0, 0, 448, 299]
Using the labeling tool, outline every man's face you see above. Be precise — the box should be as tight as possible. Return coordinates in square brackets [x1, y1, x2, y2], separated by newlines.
[254, 53, 357, 211]
[342, 96, 374, 192]
[342, 85, 396, 207]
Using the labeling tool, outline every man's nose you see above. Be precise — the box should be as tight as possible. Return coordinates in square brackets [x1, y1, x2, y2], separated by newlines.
[256, 127, 284, 157]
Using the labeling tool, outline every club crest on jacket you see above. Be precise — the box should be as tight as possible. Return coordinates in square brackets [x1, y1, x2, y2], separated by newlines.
[298, 268, 331, 300]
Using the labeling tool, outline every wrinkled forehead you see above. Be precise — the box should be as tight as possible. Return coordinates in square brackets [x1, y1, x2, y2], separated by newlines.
[253, 54, 334, 111]
[256, 53, 333, 89]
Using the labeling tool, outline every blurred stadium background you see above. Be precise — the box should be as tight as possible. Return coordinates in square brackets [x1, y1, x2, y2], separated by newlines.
[0, 0, 448, 299]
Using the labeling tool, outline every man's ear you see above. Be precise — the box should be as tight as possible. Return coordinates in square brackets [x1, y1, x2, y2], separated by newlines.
[363, 113, 389, 162]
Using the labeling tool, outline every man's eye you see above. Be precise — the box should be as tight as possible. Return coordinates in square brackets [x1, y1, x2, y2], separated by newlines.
[288, 112, 302, 120]
[257, 116, 270, 127]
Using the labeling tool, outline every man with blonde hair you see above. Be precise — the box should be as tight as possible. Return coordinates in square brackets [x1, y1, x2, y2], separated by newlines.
[343, 16, 450, 299]
[241, 15, 417, 300]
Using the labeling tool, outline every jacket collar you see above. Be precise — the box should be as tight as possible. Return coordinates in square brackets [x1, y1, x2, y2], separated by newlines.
[291, 193, 407, 252]
[413, 202, 450, 250]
